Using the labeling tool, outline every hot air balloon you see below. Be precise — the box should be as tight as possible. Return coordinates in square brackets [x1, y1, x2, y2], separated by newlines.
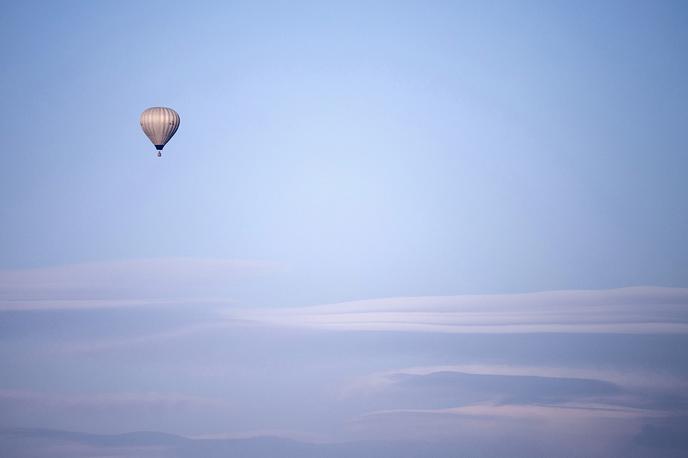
[140, 107, 180, 157]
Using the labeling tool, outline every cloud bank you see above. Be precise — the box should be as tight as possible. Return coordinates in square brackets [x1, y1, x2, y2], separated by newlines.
[2, 285, 687, 456]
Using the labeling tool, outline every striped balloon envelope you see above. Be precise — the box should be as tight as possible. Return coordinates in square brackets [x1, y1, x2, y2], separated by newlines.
[140, 107, 180, 157]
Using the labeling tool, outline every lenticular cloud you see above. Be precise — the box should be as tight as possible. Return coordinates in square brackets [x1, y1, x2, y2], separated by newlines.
[229, 287, 688, 334]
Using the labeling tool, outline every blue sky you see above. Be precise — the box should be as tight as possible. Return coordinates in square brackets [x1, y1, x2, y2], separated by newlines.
[1, 1, 687, 456]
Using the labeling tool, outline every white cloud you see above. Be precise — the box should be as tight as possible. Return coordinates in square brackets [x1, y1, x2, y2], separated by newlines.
[362, 402, 667, 421]
[229, 287, 688, 334]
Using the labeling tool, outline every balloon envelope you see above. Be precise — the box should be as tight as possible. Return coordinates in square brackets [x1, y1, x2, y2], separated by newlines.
[140, 107, 180, 152]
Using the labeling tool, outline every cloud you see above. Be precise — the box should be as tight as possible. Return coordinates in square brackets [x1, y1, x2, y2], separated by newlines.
[3, 282, 687, 455]
[335, 361, 688, 456]
[344, 363, 688, 421]
[362, 402, 665, 423]
[349, 401, 680, 457]
[0, 257, 277, 310]
[228, 287, 688, 334]
[339, 348, 688, 456]
[386, 370, 621, 406]
[346, 364, 688, 395]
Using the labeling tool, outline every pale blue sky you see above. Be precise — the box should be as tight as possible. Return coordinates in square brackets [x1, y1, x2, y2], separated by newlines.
[1, 1, 687, 456]
[2, 0, 687, 304]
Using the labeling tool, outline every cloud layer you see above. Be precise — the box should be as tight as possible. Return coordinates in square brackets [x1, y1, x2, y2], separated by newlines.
[2, 285, 688, 456]
[230, 287, 688, 334]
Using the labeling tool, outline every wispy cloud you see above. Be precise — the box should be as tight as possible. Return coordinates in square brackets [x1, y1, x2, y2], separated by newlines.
[229, 287, 688, 334]
[349, 400, 681, 456]
[46, 286, 688, 356]
[0, 257, 277, 310]
[361, 402, 667, 421]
